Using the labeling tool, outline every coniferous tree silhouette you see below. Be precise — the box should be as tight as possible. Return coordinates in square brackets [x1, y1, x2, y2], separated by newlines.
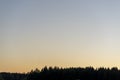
[1, 66, 120, 80]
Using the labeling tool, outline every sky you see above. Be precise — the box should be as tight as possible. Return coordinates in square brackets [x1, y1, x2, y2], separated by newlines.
[1, 0, 120, 72]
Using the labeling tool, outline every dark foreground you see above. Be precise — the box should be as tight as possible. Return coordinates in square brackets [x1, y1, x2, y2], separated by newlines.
[0, 66, 120, 80]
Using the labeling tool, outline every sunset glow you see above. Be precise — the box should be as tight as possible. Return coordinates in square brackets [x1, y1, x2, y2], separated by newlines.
[1, 0, 120, 72]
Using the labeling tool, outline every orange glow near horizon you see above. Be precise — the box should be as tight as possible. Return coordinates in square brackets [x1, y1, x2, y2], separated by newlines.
[1, 0, 120, 72]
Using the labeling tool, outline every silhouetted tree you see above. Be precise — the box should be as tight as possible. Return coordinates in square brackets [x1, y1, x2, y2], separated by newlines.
[2, 66, 120, 80]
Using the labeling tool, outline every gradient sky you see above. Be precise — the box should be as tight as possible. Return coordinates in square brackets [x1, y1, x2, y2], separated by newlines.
[1, 0, 120, 72]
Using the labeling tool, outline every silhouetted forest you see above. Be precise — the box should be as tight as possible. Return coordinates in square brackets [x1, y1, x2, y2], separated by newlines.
[1, 66, 120, 80]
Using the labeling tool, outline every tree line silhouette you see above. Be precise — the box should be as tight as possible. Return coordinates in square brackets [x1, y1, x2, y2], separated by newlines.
[1, 66, 120, 80]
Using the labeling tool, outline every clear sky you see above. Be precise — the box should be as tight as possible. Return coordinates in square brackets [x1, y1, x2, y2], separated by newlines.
[1, 0, 120, 72]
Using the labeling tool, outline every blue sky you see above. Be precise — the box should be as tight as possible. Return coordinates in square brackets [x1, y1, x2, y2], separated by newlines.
[1, 0, 120, 72]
